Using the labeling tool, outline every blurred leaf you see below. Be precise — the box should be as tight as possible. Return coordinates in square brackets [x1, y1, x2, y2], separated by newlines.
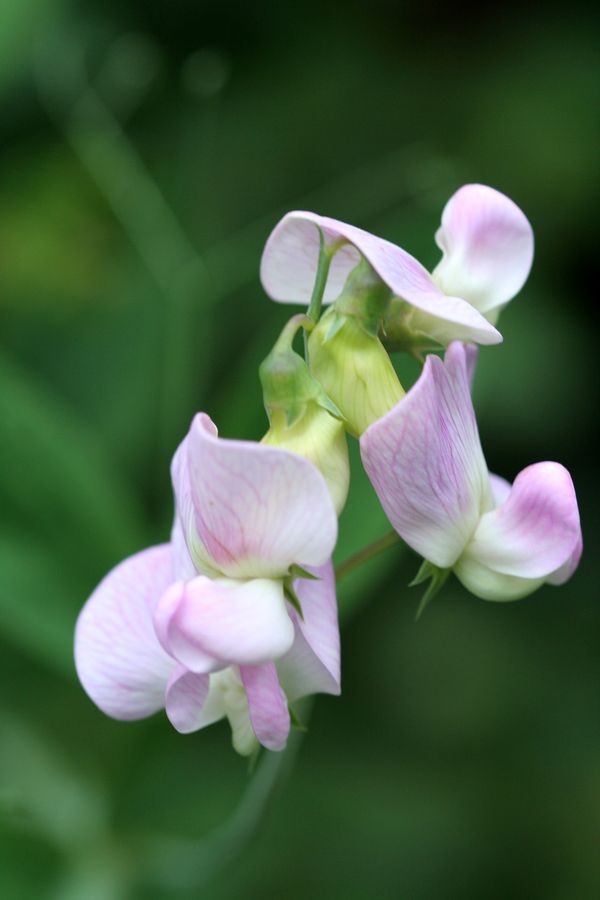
[0, 0, 67, 96]
[0, 706, 108, 849]
[0, 533, 80, 676]
[0, 148, 113, 311]
[0, 352, 147, 579]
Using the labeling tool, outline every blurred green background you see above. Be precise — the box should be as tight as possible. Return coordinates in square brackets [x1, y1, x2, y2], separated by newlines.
[1, 1, 598, 898]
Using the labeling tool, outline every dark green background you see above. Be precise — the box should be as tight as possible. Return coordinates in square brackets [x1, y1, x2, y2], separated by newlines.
[1, 2, 598, 898]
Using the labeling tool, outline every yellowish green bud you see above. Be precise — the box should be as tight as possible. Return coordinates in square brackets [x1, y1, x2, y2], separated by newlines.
[262, 402, 350, 514]
[260, 314, 350, 513]
[306, 259, 405, 436]
[308, 310, 405, 437]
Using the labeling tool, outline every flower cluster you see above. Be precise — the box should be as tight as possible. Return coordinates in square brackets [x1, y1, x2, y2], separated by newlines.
[76, 184, 582, 755]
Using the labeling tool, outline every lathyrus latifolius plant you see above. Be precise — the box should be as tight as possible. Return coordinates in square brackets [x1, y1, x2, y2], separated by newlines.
[76, 184, 581, 757]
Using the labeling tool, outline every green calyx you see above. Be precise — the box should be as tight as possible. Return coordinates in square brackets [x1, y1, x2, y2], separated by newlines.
[259, 314, 342, 428]
[410, 559, 450, 620]
[282, 565, 322, 621]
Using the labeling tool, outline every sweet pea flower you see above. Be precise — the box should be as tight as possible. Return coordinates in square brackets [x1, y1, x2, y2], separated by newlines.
[260, 184, 533, 347]
[360, 343, 582, 601]
[75, 414, 340, 755]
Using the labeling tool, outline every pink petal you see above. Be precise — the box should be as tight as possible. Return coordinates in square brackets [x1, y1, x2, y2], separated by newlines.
[170, 517, 198, 581]
[165, 665, 211, 733]
[464, 343, 479, 390]
[465, 462, 581, 579]
[75, 545, 176, 720]
[488, 472, 512, 507]
[276, 562, 340, 701]
[260, 211, 501, 345]
[432, 184, 534, 316]
[360, 342, 490, 568]
[240, 663, 290, 751]
[154, 576, 295, 673]
[547, 533, 583, 585]
[175, 413, 338, 579]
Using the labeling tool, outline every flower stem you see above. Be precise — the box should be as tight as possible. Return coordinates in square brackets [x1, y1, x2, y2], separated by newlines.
[303, 232, 344, 359]
[272, 314, 313, 354]
[335, 530, 401, 582]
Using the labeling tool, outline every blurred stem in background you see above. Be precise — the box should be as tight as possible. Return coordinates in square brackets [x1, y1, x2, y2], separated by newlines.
[335, 530, 401, 581]
[134, 530, 404, 891]
[34, 37, 212, 486]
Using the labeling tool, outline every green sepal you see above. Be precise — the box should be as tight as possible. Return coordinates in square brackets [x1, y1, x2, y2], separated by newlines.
[283, 579, 304, 620]
[315, 388, 344, 421]
[410, 559, 450, 620]
[289, 706, 308, 732]
[321, 309, 346, 344]
[288, 564, 320, 581]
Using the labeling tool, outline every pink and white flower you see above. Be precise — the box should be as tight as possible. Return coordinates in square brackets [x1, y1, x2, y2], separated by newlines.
[75, 414, 340, 754]
[360, 343, 581, 601]
[260, 184, 533, 346]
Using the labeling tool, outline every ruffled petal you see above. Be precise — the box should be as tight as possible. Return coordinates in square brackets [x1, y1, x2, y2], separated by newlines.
[241, 663, 290, 751]
[464, 462, 581, 579]
[75, 545, 176, 720]
[432, 184, 534, 316]
[155, 576, 295, 673]
[360, 342, 490, 568]
[165, 665, 211, 733]
[176, 413, 338, 579]
[276, 562, 340, 701]
[260, 211, 501, 345]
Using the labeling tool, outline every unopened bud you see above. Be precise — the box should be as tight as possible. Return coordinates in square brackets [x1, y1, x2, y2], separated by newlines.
[263, 402, 349, 514]
[308, 311, 404, 436]
[260, 315, 350, 513]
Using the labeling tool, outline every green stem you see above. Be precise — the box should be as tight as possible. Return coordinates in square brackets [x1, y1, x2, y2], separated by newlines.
[272, 314, 313, 355]
[303, 231, 343, 359]
[335, 531, 401, 582]
[306, 229, 332, 322]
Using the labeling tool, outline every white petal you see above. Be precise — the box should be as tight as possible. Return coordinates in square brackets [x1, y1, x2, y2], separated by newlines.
[75, 545, 175, 720]
[361, 342, 490, 568]
[260, 211, 501, 345]
[175, 413, 338, 579]
[454, 555, 545, 602]
[432, 184, 534, 315]
[276, 562, 340, 701]
[165, 665, 211, 733]
[488, 472, 512, 507]
[155, 576, 295, 672]
[464, 462, 581, 579]
[241, 663, 290, 751]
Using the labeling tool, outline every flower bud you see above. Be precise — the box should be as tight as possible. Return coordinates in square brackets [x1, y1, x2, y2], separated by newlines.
[307, 260, 405, 436]
[262, 401, 349, 514]
[260, 315, 350, 513]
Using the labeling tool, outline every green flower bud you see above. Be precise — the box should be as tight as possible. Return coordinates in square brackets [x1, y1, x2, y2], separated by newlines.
[262, 402, 349, 514]
[307, 260, 405, 437]
[260, 315, 350, 513]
